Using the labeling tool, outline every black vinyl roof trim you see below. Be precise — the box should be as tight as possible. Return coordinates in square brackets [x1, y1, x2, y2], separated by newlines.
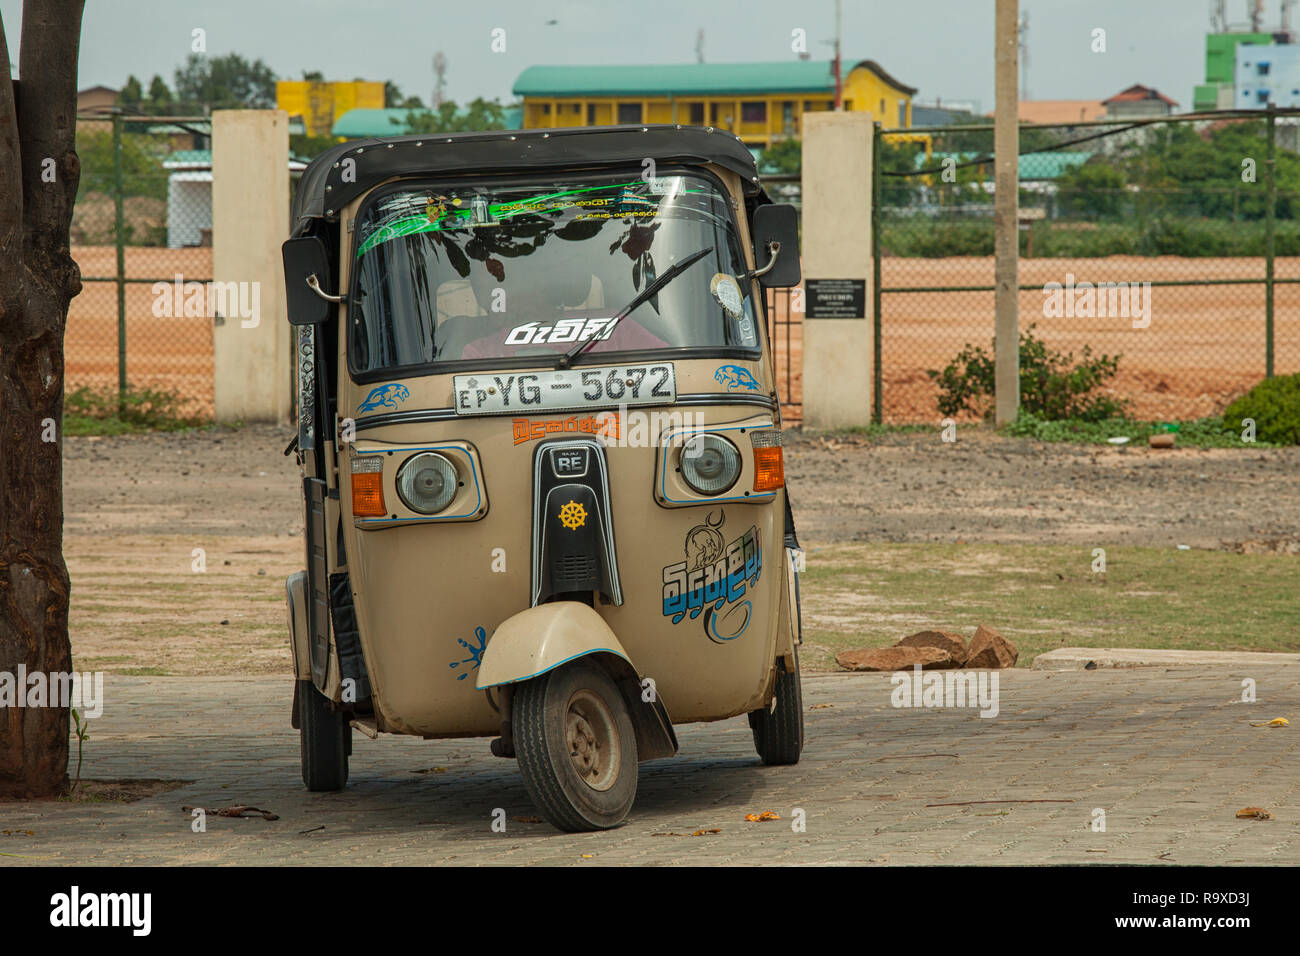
[291, 124, 768, 231]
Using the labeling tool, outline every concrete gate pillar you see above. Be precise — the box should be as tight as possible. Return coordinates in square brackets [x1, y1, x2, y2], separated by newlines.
[800, 112, 874, 429]
[212, 110, 291, 422]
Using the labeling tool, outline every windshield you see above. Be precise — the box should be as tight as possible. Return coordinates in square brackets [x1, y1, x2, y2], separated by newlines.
[348, 171, 760, 373]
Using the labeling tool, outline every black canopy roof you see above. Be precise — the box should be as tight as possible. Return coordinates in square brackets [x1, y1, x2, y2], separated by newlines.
[291, 124, 767, 231]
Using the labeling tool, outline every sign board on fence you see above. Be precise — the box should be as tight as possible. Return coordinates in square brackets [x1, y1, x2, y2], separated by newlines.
[805, 278, 866, 319]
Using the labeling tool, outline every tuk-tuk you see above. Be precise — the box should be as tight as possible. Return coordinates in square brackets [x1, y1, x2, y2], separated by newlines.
[281, 124, 805, 831]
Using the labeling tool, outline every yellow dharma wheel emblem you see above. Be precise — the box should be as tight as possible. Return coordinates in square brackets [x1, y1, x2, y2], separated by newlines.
[558, 500, 588, 530]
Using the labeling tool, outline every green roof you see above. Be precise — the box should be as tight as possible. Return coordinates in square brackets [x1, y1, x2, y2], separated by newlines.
[334, 105, 525, 138]
[332, 108, 419, 137]
[927, 151, 1095, 180]
[514, 60, 844, 97]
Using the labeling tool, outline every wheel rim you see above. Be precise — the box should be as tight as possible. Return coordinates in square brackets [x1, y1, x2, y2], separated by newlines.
[565, 688, 621, 792]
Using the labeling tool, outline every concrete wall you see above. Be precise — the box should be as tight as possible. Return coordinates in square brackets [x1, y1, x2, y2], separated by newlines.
[800, 112, 874, 429]
[212, 110, 291, 422]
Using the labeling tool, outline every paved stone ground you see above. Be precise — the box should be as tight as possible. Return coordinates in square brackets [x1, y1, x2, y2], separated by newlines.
[2, 668, 1296, 866]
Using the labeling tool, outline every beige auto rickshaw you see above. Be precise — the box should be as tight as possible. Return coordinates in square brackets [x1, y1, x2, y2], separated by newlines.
[280, 124, 805, 831]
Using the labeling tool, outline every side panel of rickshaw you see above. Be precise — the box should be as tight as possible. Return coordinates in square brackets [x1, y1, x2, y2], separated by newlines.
[318, 163, 797, 739]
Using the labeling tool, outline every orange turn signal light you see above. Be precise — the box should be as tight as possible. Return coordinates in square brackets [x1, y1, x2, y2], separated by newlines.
[752, 446, 785, 492]
[351, 458, 387, 518]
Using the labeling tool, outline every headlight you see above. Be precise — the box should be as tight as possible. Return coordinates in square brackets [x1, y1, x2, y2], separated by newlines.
[396, 452, 458, 514]
[680, 434, 741, 495]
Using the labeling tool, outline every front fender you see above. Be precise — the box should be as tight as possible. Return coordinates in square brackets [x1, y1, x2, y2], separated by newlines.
[477, 601, 678, 761]
[476, 601, 632, 690]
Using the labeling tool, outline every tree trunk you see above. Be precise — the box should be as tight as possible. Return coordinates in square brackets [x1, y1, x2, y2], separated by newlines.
[0, 0, 86, 798]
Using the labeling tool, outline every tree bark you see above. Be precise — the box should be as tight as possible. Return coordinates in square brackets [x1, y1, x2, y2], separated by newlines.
[0, 0, 86, 798]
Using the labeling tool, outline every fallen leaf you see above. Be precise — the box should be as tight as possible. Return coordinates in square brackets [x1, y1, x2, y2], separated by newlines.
[1235, 806, 1275, 821]
[810, 703, 833, 710]
[512, 815, 543, 823]
[580, 853, 593, 858]
[1249, 717, 1290, 728]
[691, 828, 721, 836]
[2, 830, 34, 836]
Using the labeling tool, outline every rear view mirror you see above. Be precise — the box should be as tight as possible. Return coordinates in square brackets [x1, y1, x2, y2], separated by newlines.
[282, 236, 337, 325]
[751, 203, 801, 288]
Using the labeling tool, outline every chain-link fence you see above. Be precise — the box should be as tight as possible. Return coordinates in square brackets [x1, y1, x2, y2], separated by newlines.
[877, 109, 1300, 423]
[71, 113, 215, 418]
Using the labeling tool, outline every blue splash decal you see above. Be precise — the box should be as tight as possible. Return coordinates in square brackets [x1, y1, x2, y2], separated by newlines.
[705, 600, 752, 643]
[358, 382, 410, 413]
[714, 364, 760, 392]
[449, 626, 487, 680]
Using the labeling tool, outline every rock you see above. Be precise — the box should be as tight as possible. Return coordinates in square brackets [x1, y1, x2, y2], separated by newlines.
[964, 625, 1019, 668]
[1148, 432, 1176, 448]
[836, 646, 958, 672]
[897, 629, 968, 660]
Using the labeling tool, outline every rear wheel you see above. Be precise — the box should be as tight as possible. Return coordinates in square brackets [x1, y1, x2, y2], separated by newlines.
[298, 680, 349, 791]
[749, 651, 804, 765]
[514, 661, 638, 831]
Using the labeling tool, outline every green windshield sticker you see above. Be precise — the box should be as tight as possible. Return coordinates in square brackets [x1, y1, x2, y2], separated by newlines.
[355, 179, 697, 257]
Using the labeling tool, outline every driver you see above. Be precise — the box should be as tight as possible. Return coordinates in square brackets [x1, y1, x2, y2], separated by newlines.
[459, 255, 669, 359]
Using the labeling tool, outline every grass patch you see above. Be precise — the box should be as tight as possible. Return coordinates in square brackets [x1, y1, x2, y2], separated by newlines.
[1001, 413, 1276, 448]
[833, 422, 939, 438]
[799, 542, 1300, 671]
[63, 384, 209, 436]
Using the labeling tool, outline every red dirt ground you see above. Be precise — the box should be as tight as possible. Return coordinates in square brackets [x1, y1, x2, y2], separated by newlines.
[766, 255, 1300, 424]
[68, 248, 1299, 424]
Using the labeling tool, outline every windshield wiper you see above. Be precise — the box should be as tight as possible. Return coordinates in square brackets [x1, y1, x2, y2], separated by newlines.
[557, 246, 713, 368]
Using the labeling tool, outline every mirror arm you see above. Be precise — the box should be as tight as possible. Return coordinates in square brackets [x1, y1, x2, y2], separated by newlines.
[306, 273, 345, 304]
[747, 240, 781, 280]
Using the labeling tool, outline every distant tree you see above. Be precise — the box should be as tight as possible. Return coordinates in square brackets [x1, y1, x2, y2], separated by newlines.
[146, 74, 173, 114]
[400, 98, 507, 134]
[1056, 158, 1127, 219]
[384, 80, 425, 110]
[173, 52, 277, 112]
[302, 70, 324, 82]
[290, 133, 341, 160]
[757, 137, 800, 175]
[117, 74, 143, 110]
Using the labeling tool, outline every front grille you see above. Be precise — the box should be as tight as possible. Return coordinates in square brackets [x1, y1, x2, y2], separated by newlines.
[552, 553, 598, 588]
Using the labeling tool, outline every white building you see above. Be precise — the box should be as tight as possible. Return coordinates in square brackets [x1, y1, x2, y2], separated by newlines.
[1235, 42, 1300, 108]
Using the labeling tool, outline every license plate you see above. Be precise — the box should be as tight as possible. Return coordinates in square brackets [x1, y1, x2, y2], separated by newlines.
[453, 364, 676, 416]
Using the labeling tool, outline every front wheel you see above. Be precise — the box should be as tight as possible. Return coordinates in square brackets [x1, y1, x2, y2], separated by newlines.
[298, 680, 349, 791]
[513, 661, 638, 831]
[749, 652, 804, 765]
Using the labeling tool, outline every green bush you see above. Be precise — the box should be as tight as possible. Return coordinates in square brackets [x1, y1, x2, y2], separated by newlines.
[64, 385, 207, 435]
[1222, 374, 1300, 445]
[1005, 413, 1259, 447]
[927, 324, 1130, 422]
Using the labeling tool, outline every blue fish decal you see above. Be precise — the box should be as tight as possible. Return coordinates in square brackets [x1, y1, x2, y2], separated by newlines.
[358, 383, 410, 413]
[714, 365, 760, 392]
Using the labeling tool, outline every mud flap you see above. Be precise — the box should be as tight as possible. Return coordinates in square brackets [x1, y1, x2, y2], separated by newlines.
[304, 477, 331, 689]
[616, 677, 679, 762]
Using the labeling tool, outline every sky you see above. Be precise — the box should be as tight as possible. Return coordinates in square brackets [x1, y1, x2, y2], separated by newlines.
[0, 0, 1220, 112]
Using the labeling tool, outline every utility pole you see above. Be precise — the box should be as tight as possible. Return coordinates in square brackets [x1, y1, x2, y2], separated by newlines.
[994, 0, 1020, 425]
[833, 0, 843, 109]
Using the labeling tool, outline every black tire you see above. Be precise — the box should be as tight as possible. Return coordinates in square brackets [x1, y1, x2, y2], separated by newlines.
[513, 661, 638, 832]
[749, 651, 804, 766]
[298, 679, 349, 791]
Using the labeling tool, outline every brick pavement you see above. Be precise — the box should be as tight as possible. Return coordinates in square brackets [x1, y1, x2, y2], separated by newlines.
[1, 668, 1296, 865]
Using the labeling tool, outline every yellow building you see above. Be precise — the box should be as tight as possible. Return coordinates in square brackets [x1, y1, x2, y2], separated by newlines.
[512, 59, 917, 149]
[276, 80, 385, 138]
